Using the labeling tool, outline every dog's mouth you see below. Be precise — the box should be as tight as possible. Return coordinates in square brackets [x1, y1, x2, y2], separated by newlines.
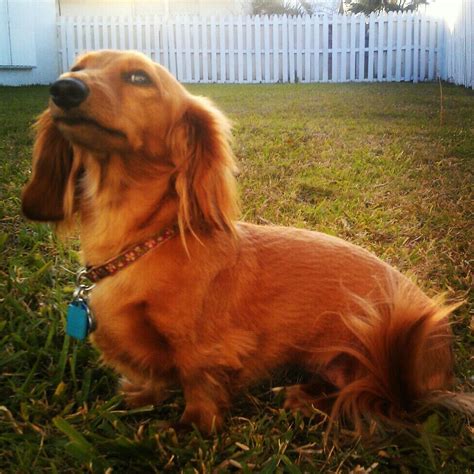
[54, 115, 126, 139]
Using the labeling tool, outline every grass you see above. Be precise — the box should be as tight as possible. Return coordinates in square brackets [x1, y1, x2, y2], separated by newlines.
[0, 82, 473, 473]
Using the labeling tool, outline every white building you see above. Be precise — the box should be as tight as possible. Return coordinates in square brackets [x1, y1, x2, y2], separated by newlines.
[57, 0, 253, 16]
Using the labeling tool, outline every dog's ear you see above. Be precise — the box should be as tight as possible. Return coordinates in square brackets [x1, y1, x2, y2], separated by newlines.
[168, 97, 239, 237]
[22, 110, 79, 223]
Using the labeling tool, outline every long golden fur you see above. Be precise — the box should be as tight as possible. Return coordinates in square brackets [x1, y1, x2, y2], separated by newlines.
[22, 50, 469, 435]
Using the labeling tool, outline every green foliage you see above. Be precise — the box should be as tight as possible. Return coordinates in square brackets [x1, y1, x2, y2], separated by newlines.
[0, 83, 473, 472]
[346, 0, 428, 14]
[251, 0, 316, 16]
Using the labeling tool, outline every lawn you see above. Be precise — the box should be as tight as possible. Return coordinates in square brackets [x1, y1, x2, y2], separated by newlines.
[0, 82, 473, 473]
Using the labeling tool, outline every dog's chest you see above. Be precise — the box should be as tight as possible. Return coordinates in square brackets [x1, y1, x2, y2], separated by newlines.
[90, 294, 176, 376]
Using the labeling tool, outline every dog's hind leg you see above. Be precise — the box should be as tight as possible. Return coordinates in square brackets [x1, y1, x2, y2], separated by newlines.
[283, 376, 338, 416]
[283, 353, 358, 416]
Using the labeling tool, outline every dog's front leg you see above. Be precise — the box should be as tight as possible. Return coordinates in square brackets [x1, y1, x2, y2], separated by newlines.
[176, 370, 231, 435]
[119, 376, 174, 408]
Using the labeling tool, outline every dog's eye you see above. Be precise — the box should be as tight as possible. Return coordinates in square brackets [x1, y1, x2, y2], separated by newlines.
[124, 70, 152, 85]
[71, 65, 84, 72]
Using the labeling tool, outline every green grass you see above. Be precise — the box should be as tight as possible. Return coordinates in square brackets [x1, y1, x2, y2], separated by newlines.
[0, 82, 473, 473]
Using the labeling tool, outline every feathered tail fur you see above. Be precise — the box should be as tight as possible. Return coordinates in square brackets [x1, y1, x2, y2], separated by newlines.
[327, 277, 473, 435]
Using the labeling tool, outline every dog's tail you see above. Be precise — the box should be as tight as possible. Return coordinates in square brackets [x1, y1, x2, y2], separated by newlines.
[327, 276, 473, 435]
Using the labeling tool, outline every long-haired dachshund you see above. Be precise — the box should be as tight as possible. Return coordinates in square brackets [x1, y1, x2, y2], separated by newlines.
[22, 50, 471, 435]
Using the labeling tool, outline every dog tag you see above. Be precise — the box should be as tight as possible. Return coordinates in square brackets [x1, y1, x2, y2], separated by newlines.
[66, 299, 93, 341]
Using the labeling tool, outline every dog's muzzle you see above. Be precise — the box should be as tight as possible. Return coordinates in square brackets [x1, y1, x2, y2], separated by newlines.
[50, 78, 89, 110]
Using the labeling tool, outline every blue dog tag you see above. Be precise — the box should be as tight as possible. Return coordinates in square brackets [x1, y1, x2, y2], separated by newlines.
[66, 300, 92, 341]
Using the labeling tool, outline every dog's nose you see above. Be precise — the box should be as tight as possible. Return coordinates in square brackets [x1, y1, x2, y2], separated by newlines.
[50, 78, 89, 110]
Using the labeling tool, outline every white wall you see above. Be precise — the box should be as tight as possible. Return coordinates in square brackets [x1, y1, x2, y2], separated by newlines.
[0, 0, 59, 86]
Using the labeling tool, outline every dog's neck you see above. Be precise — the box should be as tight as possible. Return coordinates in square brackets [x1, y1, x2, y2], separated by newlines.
[78, 151, 178, 266]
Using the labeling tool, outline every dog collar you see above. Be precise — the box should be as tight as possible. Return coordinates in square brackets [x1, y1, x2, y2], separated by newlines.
[83, 225, 178, 283]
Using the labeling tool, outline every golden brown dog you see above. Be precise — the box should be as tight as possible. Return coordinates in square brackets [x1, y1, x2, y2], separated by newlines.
[22, 50, 467, 435]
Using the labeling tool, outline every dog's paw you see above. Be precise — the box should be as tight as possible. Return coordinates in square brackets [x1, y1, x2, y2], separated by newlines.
[119, 378, 165, 408]
[283, 384, 332, 417]
[177, 407, 223, 436]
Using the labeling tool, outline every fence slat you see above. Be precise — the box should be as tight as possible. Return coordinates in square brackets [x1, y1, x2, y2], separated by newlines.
[331, 15, 338, 81]
[229, 16, 235, 82]
[210, 16, 217, 82]
[282, 15, 288, 82]
[349, 15, 356, 81]
[314, 16, 320, 82]
[387, 12, 393, 81]
[144, 16, 151, 57]
[134, 16, 141, 51]
[183, 16, 191, 82]
[437, 14, 444, 80]
[288, 16, 295, 83]
[65, 16, 75, 68]
[413, 14, 420, 82]
[419, 14, 427, 81]
[395, 13, 403, 81]
[255, 15, 261, 82]
[404, 13, 414, 81]
[304, 15, 311, 82]
[358, 15, 365, 81]
[273, 15, 279, 82]
[367, 13, 375, 81]
[296, 16, 303, 82]
[245, 16, 252, 82]
[237, 16, 243, 82]
[263, 15, 270, 82]
[377, 14, 384, 81]
[341, 14, 347, 82]
[167, 20, 176, 77]
[219, 16, 226, 82]
[428, 17, 436, 80]
[76, 17, 84, 54]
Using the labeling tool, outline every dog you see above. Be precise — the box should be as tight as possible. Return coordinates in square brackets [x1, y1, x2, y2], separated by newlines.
[22, 50, 468, 435]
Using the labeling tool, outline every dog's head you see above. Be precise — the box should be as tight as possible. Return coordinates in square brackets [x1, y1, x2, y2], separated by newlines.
[22, 50, 238, 234]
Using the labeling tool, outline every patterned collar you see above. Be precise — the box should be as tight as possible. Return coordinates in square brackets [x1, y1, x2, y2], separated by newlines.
[83, 225, 177, 283]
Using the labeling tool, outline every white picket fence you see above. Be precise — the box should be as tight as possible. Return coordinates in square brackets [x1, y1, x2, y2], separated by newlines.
[443, 1, 473, 89]
[58, 13, 444, 84]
